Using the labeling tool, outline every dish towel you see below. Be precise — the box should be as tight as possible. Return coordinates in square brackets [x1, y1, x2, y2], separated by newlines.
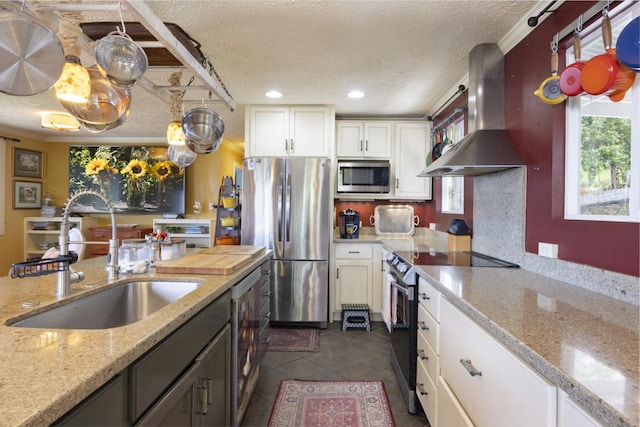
[383, 273, 394, 333]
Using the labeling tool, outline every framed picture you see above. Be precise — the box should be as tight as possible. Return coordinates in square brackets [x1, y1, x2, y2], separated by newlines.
[13, 148, 43, 178]
[13, 180, 42, 209]
[68, 146, 185, 214]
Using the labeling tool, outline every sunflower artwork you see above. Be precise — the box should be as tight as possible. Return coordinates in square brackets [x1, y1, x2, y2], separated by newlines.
[69, 146, 186, 214]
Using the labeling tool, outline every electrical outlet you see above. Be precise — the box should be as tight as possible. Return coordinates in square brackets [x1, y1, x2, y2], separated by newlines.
[208, 202, 214, 211]
[429, 223, 437, 230]
[538, 242, 558, 258]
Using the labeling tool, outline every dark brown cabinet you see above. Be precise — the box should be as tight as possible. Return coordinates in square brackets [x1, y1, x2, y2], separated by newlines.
[87, 227, 152, 258]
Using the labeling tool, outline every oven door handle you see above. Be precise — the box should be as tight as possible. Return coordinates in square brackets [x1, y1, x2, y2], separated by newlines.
[390, 280, 414, 300]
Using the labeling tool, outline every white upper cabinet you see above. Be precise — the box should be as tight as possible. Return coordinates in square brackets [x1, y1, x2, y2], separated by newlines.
[246, 105, 334, 157]
[336, 121, 392, 158]
[394, 122, 432, 200]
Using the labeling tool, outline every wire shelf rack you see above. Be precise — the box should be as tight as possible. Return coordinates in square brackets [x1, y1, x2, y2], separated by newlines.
[10, 254, 78, 279]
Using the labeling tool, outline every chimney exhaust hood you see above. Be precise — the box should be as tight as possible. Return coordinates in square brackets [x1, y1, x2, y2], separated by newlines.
[419, 44, 524, 177]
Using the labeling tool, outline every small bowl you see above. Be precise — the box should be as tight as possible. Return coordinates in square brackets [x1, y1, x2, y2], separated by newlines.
[219, 217, 238, 227]
[222, 197, 235, 208]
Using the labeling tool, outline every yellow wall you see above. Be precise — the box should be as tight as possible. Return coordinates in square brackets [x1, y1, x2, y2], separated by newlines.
[0, 136, 243, 275]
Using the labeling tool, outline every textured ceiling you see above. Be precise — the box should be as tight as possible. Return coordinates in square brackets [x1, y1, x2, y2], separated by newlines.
[0, 0, 542, 145]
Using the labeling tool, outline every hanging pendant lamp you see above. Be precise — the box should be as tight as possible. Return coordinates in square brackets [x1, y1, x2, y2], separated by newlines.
[54, 12, 90, 104]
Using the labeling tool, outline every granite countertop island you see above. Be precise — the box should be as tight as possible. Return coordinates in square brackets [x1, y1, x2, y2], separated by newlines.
[416, 265, 639, 427]
[0, 251, 271, 427]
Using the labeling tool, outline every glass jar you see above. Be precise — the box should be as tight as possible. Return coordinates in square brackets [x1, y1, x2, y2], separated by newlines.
[119, 239, 151, 268]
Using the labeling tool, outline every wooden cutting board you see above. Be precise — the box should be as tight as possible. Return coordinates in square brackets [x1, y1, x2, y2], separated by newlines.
[156, 253, 253, 275]
[200, 245, 265, 257]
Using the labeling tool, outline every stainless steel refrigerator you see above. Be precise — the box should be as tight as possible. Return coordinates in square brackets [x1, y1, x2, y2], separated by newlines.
[241, 157, 331, 327]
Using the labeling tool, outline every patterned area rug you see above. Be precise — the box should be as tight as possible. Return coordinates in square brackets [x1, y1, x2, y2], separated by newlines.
[268, 380, 395, 427]
[268, 327, 320, 352]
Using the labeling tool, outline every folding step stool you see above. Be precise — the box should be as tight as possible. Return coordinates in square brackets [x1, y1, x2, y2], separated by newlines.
[341, 303, 371, 331]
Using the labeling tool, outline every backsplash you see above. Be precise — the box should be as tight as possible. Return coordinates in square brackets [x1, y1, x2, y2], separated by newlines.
[473, 168, 638, 305]
[333, 201, 429, 228]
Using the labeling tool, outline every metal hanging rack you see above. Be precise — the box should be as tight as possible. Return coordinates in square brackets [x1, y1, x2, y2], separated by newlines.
[426, 85, 466, 121]
[32, 0, 236, 111]
[431, 106, 467, 134]
[553, 0, 633, 44]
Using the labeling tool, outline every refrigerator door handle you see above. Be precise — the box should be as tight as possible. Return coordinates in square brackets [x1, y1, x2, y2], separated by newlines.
[285, 171, 292, 242]
[277, 174, 284, 242]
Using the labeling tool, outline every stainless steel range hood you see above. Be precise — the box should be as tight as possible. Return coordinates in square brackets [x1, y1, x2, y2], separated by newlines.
[419, 44, 524, 177]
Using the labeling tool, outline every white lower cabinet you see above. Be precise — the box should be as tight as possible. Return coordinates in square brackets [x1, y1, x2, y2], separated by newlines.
[333, 244, 373, 312]
[416, 276, 441, 425]
[439, 297, 556, 427]
[437, 376, 475, 427]
[557, 390, 603, 427]
[332, 243, 384, 318]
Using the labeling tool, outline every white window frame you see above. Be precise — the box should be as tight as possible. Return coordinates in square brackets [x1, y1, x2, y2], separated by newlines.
[564, 5, 639, 223]
[441, 118, 465, 214]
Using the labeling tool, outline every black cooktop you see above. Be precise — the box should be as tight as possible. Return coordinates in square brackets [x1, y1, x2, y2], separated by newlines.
[395, 250, 519, 268]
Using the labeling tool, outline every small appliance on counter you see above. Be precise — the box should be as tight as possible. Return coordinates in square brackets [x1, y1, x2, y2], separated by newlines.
[447, 219, 471, 251]
[338, 209, 360, 239]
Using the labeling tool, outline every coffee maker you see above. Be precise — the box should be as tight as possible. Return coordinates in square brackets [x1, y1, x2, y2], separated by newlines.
[338, 209, 360, 239]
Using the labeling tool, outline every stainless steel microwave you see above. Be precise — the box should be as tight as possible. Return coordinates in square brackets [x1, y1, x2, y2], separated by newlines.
[337, 160, 391, 193]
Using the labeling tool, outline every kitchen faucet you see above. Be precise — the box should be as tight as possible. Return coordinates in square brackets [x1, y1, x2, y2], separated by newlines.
[57, 190, 119, 298]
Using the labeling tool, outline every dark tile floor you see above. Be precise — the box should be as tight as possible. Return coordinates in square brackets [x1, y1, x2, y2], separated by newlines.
[241, 321, 429, 427]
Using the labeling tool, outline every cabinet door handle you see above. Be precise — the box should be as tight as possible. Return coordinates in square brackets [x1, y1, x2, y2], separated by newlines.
[365, 140, 369, 151]
[460, 359, 483, 377]
[416, 383, 428, 396]
[417, 349, 429, 361]
[290, 139, 294, 153]
[206, 378, 213, 405]
[336, 268, 339, 279]
[198, 381, 209, 415]
[360, 140, 363, 152]
[418, 321, 429, 331]
[419, 293, 430, 301]
[285, 139, 288, 152]
[396, 178, 399, 189]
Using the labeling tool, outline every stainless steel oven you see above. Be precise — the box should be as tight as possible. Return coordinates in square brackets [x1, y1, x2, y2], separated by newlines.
[385, 252, 419, 414]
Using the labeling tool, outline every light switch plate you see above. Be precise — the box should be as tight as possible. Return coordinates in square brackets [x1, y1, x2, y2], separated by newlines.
[538, 242, 558, 258]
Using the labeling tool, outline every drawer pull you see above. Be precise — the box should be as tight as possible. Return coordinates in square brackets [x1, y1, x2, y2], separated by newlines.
[460, 359, 482, 377]
[418, 321, 429, 331]
[419, 293, 430, 301]
[416, 383, 428, 396]
[417, 349, 429, 361]
[348, 251, 360, 254]
[198, 380, 209, 415]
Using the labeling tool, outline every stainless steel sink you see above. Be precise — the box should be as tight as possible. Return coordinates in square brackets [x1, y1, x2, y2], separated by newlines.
[9, 280, 202, 329]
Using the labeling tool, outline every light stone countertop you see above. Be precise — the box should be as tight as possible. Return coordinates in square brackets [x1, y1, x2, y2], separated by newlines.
[416, 265, 639, 427]
[0, 252, 271, 427]
[334, 229, 638, 424]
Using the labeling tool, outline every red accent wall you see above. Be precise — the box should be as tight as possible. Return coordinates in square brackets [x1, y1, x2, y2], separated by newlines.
[506, 1, 639, 277]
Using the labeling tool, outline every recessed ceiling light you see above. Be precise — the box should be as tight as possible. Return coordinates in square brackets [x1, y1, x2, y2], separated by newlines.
[348, 90, 365, 99]
[266, 90, 283, 98]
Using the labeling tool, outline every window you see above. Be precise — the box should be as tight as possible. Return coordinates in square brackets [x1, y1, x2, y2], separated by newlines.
[441, 118, 465, 214]
[565, 5, 639, 222]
